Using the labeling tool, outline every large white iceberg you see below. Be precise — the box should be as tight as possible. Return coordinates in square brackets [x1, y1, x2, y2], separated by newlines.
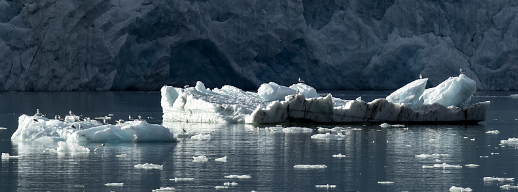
[162, 75, 490, 124]
[11, 115, 177, 143]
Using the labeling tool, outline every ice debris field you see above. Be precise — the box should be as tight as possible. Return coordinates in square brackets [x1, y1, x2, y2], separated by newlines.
[161, 74, 490, 124]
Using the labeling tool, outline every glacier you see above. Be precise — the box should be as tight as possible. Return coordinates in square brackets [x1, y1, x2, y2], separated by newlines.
[161, 74, 490, 124]
[11, 114, 177, 143]
[0, 0, 518, 91]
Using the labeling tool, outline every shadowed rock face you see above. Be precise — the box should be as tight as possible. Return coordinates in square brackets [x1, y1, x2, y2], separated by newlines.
[0, 0, 517, 91]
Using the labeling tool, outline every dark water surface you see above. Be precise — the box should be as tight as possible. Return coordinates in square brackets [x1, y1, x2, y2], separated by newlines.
[1, 91, 518, 191]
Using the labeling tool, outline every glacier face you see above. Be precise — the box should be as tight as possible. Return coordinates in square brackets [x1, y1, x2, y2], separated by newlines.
[0, 0, 517, 91]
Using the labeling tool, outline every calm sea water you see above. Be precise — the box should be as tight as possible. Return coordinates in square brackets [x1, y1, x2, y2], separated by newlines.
[1, 90, 518, 192]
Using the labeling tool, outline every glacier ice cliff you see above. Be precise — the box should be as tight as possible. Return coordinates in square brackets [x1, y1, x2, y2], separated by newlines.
[0, 0, 517, 91]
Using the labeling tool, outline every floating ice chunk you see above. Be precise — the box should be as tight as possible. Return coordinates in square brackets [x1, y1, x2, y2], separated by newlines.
[170, 177, 195, 182]
[311, 133, 346, 140]
[191, 133, 211, 140]
[449, 186, 473, 192]
[464, 164, 479, 168]
[134, 163, 163, 170]
[419, 74, 476, 107]
[380, 123, 405, 128]
[162, 77, 489, 124]
[115, 154, 127, 158]
[378, 181, 394, 185]
[223, 182, 238, 186]
[500, 184, 518, 190]
[315, 184, 336, 188]
[510, 94, 518, 99]
[215, 156, 227, 162]
[215, 186, 228, 189]
[289, 83, 319, 98]
[415, 154, 451, 159]
[224, 175, 252, 179]
[0, 127, 6, 130]
[293, 165, 327, 169]
[57, 141, 90, 153]
[192, 155, 209, 162]
[12, 114, 176, 143]
[422, 163, 462, 169]
[152, 187, 176, 192]
[104, 183, 124, 187]
[282, 127, 314, 133]
[2, 153, 20, 159]
[483, 176, 514, 182]
[386, 78, 428, 106]
[500, 138, 518, 147]
[332, 153, 346, 158]
[485, 130, 500, 134]
[317, 127, 333, 133]
[265, 126, 284, 132]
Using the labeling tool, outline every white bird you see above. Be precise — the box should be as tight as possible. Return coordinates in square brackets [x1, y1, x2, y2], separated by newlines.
[184, 85, 190, 88]
[69, 110, 74, 116]
[460, 68, 465, 74]
[298, 78, 304, 83]
[35, 109, 41, 116]
[138, 115, 144, 121]
[94, 143, 112, 152]
[419, 74, 422, 79]
[128, 115, 134, 121]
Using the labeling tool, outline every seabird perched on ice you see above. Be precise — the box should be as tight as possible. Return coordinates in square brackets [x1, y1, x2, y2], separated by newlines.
[69, 110, 74, 116]
[298, 78, 304, 83]
[33, 119, 38, 122]
[138, 115, 144, 121]
[182, 128, 187, 133]
[419, 74, 423, 79]
[128, 115, 134, 121]
[35, 109, 41, 116]
[71, 125, 76, 129]
[103, 118, 108, 125]
[79, 124, 83, 130]
[184, 85, 190, 88]
[460, 68, 465, 74]
[116, 119, 125, 125]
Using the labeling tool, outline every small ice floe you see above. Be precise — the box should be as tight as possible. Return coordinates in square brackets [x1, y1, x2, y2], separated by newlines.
[223, 182, 238, 186]
[152, 187, 176, 191]
[293, 164, 327, 169]
[2, 153, 20, 159]
[491, 152, 499, 155]
[193, 155, 209, 162]
[485, 130, 500, 134]
[134, 163, 163, 170]
[191, 133, 211, 140]
[0, 127, 6, 130]
[510, 94, 518, 99]
[483, 176, 514, 182]
[449, 186, 473, 192]
[422, 163, 462, 169]
[282, 127, 313, 133]
[464, 164, 479, 168]
[215, 186, 228, 189]
[215, 156, 227, 162]
[332, 153, 346, 158]
[480, 156, 489, 158]
[310, 133, 346, 140]
[170, 177, 195, 182]
[224, 175, 252, 179]
[265, 126, 284, 132]
[104, 183, 124, 187]
[500, 138, 518, 147]
[378, 181, 394, 185]
[500, 184, 518, 190]
[115, 154, 127, 158]
[380, 123, 405, 128]
[415, 153, 451, 159]
[315, 184, 336, 188]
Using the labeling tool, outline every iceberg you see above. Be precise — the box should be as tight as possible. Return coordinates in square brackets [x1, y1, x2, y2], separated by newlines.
[162, 75, 490, 124]
[11, 114, 177, 143]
